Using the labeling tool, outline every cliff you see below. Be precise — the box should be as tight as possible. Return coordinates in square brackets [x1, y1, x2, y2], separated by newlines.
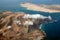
[0, 11, 51, 40]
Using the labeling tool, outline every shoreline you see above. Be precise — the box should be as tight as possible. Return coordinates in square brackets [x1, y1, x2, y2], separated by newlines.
[20, 3, 60, 13]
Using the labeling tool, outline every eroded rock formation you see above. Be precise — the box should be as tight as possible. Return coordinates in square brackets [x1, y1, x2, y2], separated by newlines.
[0, 11, 51, 40]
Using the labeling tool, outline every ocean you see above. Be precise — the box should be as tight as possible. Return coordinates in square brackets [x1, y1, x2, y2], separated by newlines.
[0, 0, 60, 40]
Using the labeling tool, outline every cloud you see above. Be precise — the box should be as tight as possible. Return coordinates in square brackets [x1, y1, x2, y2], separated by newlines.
[23, 14, 52, 20]
[20, 3, 60, 13]
[23, 14, 52, 25]
[23, 14, 47, 19]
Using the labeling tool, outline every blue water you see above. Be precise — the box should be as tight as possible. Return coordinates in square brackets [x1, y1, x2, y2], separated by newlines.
[0, 0, 60, 40]
[41, 13, 60, 40]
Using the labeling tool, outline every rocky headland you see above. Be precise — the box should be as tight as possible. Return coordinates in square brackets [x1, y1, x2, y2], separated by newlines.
[0, 11, 52, 40]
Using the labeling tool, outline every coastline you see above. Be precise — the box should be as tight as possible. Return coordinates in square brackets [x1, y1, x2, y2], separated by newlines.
[20, 3, 60, 13]
[0, 11, 52, 40]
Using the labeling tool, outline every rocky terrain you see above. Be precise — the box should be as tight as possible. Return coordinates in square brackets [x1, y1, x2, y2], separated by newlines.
[20, 3, 60, 13]
[0, 11, 52, 40]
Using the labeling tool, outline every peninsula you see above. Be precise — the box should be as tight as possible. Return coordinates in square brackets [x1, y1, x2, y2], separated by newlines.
[0, 11, 52, 40]
[20, 3, 60, 13]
